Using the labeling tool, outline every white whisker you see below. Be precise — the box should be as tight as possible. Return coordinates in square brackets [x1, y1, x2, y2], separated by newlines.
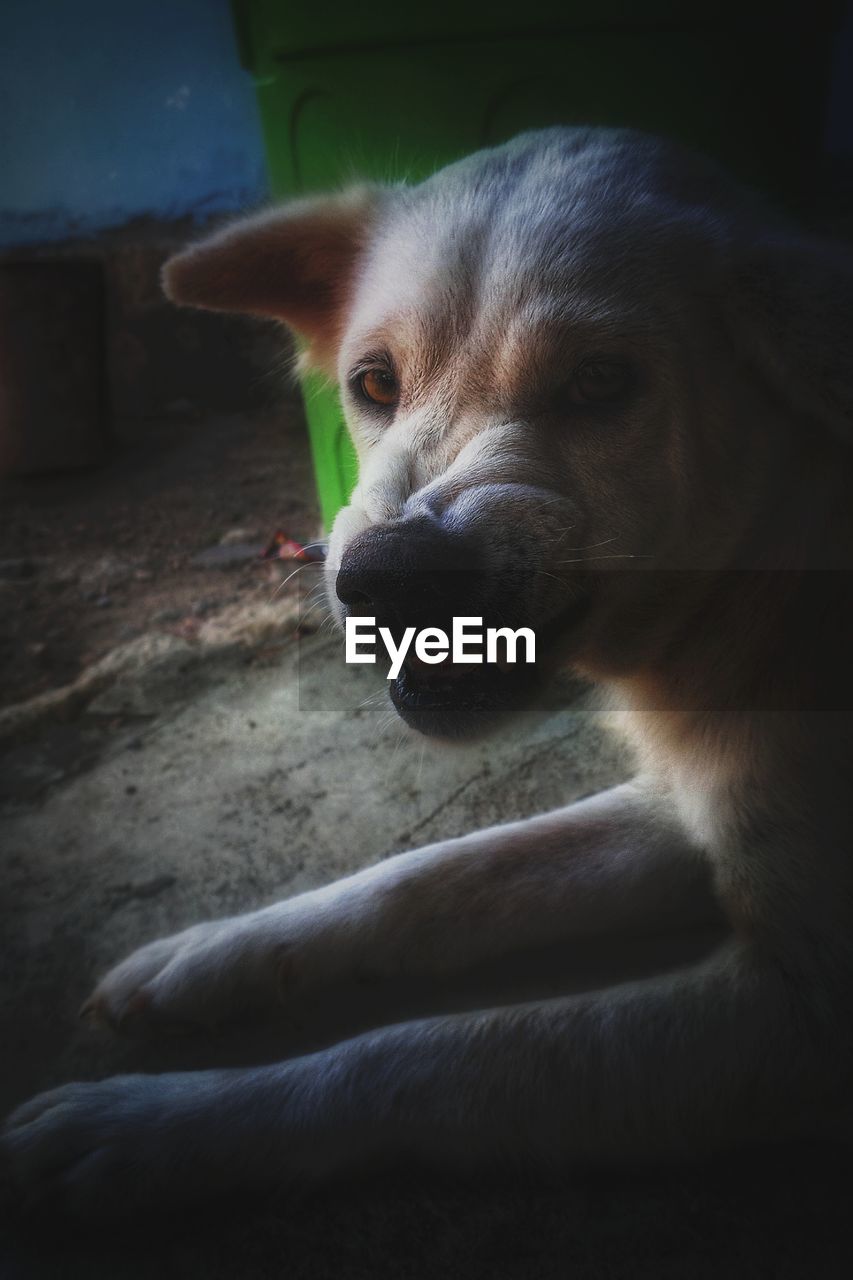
[556, 553, 652, 565]
[268, 561, 313, 602]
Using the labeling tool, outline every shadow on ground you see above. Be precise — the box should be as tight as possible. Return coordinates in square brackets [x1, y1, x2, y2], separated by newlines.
[3, 1144, 852, 1279]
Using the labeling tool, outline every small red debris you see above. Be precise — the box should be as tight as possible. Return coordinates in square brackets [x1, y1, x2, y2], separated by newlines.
[260, 531, 325, 563]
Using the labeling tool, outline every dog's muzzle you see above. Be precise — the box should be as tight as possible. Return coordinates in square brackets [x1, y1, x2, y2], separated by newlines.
[335, 517, 537, 738]
[336, 517, 486, 629]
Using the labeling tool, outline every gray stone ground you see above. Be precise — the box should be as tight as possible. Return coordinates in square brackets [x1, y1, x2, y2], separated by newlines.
[1, 624, 852, 1277]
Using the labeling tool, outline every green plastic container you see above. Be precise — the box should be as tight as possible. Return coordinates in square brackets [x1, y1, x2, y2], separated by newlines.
[232, 0, 839, 529]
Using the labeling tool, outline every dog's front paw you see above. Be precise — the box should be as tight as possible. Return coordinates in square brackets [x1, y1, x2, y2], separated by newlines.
[81, 914, 295, 1037]
[2, 1074, 203, 1217]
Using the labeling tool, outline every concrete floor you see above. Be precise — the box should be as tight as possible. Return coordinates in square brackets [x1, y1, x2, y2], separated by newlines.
[2, 628, 853, 1277]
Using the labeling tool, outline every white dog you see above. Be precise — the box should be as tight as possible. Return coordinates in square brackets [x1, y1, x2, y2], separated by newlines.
[5, 127, 852, 1215]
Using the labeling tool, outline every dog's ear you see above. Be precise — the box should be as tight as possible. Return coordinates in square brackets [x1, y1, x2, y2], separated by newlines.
[728, 235, 853, 447]
[162, 186, 381, 368]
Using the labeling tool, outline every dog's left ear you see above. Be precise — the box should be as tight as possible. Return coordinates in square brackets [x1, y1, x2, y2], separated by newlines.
[162, 186, 382, 368]
[727, 235, 853, 447]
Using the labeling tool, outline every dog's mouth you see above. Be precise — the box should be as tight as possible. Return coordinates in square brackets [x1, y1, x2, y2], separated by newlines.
[390, 657, 534, 739]
[387, 594, 591, 739]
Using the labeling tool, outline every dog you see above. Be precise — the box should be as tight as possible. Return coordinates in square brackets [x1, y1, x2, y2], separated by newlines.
[4, 127, 852, 1215]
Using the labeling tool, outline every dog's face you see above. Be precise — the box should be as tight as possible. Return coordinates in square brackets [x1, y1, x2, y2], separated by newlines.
[326, 135, 742, 735]
[164, 128, 853, 738]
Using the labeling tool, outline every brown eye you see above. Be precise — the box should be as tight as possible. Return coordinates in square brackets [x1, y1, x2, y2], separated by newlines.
[568, 359, 630, 405]
[358, 367, 398, 407]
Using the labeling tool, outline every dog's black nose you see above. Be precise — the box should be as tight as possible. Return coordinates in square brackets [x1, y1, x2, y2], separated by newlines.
[336, 519, 486, 629]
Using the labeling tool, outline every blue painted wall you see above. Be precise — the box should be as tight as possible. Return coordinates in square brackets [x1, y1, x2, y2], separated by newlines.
[0, 0, 268, 247]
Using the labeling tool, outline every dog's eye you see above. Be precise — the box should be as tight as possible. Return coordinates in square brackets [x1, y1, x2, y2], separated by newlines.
[357, 368, 398, 408]
[567, 360, 630, 405]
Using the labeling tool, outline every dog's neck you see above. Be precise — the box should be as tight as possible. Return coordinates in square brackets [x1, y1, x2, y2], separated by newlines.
[586, 429, 852, 849]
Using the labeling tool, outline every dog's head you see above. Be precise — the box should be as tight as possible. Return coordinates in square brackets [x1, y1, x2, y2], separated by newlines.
[164, 128, 853, 737]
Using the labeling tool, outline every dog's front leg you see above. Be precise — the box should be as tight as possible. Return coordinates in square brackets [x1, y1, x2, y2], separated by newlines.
[84, 782, 723, 1037]
[5, 941, 836, 1216]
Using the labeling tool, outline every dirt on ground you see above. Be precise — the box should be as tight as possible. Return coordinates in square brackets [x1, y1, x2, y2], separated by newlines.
[0, 401, 321, 713]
